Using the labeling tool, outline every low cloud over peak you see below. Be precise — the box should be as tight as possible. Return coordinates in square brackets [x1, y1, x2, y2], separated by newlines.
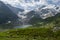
[0, 0, 60, 11]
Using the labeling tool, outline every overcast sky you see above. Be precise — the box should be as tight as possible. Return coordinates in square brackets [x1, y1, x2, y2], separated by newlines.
[0, 0, 60, 11]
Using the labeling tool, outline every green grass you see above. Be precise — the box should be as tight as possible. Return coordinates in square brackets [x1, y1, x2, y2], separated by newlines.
[0, 27, 60, 40]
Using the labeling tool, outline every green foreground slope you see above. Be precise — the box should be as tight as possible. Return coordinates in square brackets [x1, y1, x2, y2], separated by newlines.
[0, 28, 60, 40]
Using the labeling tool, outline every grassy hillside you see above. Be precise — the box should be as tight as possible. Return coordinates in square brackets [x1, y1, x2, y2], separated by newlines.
[0, 28, 60, 40]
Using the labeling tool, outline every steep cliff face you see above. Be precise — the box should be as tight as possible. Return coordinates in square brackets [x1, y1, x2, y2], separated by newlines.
[0, 1, 18, 24]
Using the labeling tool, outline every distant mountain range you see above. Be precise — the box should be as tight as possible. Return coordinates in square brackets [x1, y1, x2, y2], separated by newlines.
[0, 1, 60, 29]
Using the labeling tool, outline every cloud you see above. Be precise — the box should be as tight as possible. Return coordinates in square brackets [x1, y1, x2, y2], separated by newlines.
[43, 4, 55, 9]
[0, 0, 48, 10]
[0, 0, 60, 11]
[52, 0, 60, 3]
[1, 0, 20, 6]
[47, 0, 60, 5]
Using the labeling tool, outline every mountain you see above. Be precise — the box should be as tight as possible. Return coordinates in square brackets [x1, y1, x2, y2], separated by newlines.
[21, 6, 59, 20]
[0, 1, 19, 24]
[22, 6, 60, 27]
[28, 12, 60, 28]
[0, 1, 20, 29]
[13, 6, 60, 27]
[16, 5, 60, 20]
[0, 0, 60, 28]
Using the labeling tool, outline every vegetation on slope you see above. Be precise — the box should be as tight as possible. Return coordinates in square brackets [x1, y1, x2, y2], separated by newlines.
[0, 28, 60, 40]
